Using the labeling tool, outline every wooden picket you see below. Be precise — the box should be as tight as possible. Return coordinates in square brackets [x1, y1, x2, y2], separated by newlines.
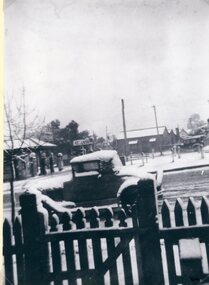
[3, 217, 25, 285]
[89, 207, 105, 285]
[187, 197, 197, 225]
[62, 212, 76, 285]
[3, 180, 209, 285]
[14, 217, 25, 285]
[3, 219, 14, 285]
[50, 214, 62, 285]
[201, 196, 209, 224]
[161, 199, 172, 228]
[174, 198, 184, 227]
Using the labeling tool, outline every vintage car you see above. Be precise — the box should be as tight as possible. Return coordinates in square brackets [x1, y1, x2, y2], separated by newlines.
[63, 150, 163, 213]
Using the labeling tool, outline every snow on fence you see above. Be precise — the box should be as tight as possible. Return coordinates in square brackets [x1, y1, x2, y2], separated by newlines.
[3, 179, 209, 285]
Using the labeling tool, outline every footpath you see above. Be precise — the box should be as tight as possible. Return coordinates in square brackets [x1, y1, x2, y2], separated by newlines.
[126, 151, 209, 173]
[3, 166, 72, 193]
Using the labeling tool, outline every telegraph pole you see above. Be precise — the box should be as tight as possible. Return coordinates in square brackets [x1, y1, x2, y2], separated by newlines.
[152, 105, 159, 135]
[121, 99, 128, 158]
[152, 105, 162, 154]
[105, 126, 109, 146]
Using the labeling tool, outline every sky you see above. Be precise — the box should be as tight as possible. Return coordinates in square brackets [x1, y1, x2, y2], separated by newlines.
[4, 0, 209, 138]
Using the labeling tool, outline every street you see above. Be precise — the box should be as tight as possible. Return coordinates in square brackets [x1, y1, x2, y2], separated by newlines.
[162, 166, 209, 200]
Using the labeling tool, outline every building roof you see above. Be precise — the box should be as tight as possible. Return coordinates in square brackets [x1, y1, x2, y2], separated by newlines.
[4, 138, 57, 150]
[167, 129, 177, 135]
[117, 126, 166, 140]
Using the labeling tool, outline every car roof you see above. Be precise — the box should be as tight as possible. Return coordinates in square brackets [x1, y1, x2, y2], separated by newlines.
[70, 150, 118, 164]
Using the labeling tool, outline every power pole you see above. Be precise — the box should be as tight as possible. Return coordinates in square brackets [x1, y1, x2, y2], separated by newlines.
[121, 99, 128, 158]
[152, 105, 162, 154]
[152, 105, 159, 135]
[105, 126, 109, 146]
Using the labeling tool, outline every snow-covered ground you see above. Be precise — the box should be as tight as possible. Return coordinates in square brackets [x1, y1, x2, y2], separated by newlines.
[3, 166, 72, 193]
[126, 150, 209, 172]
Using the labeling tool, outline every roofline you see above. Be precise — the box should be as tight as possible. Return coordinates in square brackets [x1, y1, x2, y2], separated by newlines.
[119, 126, 167, 133]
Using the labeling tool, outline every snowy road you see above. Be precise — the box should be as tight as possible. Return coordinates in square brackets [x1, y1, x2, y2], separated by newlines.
[162, 166, 209, 201]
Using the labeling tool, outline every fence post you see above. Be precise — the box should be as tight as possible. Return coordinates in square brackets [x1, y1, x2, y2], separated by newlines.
[134, 178, 164, 285]
[130, 152, 133, 165]
[179, 238, 203, 285]
[200, 145, 204, 159]
[141, 153, 145, 166]
[19, 192, 49, 285]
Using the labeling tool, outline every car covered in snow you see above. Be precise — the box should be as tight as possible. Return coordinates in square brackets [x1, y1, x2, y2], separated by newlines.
[63, 150, 163, 213]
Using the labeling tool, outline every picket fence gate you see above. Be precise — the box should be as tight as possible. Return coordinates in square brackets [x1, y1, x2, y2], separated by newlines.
[3, 178, 209, 285]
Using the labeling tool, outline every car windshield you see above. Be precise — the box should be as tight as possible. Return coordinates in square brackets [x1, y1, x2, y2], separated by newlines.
[72, 161, 100, 173]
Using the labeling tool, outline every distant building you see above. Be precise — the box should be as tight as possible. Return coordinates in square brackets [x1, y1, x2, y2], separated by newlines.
[4, 138, 57, 153]
[179, 128, 189, 139]
[4, 138, 57, 181]
[116, 126, 180, 155]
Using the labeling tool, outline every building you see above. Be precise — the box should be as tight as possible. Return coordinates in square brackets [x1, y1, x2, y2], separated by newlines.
[116, 126, 180, 156]
[4, 138, 57, 181]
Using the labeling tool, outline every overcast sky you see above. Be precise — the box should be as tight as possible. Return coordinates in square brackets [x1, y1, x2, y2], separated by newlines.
[4, 0, 209, 137]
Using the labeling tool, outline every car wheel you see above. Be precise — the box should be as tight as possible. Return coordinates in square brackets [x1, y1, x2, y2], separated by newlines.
[119, 186, 138, 216]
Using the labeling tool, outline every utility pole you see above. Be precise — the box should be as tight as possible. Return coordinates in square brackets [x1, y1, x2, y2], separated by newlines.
[152, 105, 159, 135]
[121, 99, 128, 158]
[152, 105, 162, 154]
[105, 126, 109, 146]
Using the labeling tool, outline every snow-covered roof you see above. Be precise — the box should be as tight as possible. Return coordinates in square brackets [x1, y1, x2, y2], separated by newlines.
[167, 129, 177, 135]
[117, 127, 166, 140]
[70, 150, 119, 163]
[4, 138, 57, 150]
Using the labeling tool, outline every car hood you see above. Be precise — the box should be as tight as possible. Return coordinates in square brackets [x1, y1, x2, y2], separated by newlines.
[117, 165, 155, 180]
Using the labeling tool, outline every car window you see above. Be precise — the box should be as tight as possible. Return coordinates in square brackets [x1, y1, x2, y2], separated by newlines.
[83, 161, 100, 171]
[72, 161, 100, 173]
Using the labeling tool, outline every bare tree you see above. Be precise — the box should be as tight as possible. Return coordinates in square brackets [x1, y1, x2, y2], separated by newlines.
[4, 87, 45, 226]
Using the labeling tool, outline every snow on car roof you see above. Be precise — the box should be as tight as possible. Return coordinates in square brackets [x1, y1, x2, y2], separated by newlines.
[70, 150, 119, 163]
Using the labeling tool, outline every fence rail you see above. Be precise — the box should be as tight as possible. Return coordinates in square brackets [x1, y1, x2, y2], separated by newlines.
[3, 178, 209, 285]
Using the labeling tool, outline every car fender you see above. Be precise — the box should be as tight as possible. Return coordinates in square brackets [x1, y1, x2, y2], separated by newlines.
[117, 178, 140, 199]
[63, 180, 74, 201]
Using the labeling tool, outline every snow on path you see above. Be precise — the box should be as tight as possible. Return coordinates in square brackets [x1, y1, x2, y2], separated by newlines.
[127, 151, 209, 172]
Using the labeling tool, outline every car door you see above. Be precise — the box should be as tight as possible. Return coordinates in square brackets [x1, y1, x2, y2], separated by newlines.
[97, 169, 124, 200]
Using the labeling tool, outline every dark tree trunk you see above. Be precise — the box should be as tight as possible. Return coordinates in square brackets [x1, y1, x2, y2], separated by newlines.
[9, 157, 16, 227]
